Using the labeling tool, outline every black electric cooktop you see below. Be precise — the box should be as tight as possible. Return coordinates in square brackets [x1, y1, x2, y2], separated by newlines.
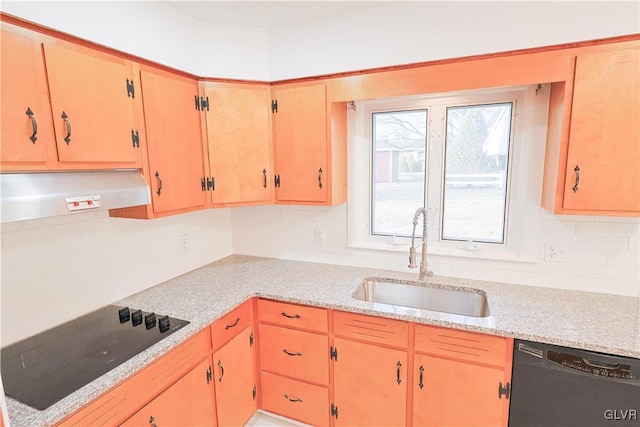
[1, 305, 189, 410]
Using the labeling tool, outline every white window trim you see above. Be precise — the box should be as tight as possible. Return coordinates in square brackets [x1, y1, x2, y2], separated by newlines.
[347, 85, 550, 263]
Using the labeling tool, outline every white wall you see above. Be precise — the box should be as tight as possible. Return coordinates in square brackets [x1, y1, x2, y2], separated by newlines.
[1, 209, 233, 346]
[268, 1, 640, 80]
[3, 1, 637, 81]
[0, 1, 271, 80]
[231, 205, 640, 297]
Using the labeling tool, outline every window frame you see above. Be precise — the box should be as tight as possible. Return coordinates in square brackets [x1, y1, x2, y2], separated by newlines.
[347, 85, 550, 262]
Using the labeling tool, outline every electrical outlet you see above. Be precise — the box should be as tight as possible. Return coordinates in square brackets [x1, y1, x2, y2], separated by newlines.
[178, 234, 190, 253]
[314, 229, 325, 245]
[544, 243, 569, 262]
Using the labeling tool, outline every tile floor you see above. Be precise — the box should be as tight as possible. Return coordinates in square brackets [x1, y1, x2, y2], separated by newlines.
[245, 410, 309, 426]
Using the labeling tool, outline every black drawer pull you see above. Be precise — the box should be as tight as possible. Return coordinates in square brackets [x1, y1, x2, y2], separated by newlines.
[155, 171, 163, 196]
[61, 111, 71, 144]
[217, 360, 224, 382]
[26, 107, 38, 143]
[224, 317, 240, 330]
[283, 349, 302, 357]
[572, 165, 580, 193]
[284, 394, 303, 403]
[281, 312, 300, 319]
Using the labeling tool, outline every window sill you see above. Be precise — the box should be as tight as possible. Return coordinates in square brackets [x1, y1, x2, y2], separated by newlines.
[347, 241, 538, 264]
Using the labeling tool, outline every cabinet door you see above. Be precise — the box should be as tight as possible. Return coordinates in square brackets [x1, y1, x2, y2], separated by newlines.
[120, 359, 216, 427]
[213, 327, 256, 427]
[205, 84, 272, 204]
[43, 43, 139, 164]
[273, 84, 328, 202]
[563, 48, 640, 212]
[0, 27, 53, 165]
[140, 69, 207, 214]
[413, 354, 509, 427]
[333, 337, 407, 426]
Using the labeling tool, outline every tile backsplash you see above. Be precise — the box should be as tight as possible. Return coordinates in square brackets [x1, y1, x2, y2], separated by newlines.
[1, 203, 638, 345]
[231, 204, 640, 297]
[0, 209, 233, 346]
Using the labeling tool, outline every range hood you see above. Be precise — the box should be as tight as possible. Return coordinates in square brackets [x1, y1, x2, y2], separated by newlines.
[0, 170, 150, 223]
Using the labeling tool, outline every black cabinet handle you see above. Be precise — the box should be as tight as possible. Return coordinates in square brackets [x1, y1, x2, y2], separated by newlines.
[284, 394, 303, 403]
[263, 169, 267, 188]
[318, 168, 323, 189]
[282, 349, 302, 356]
[217, 360, 224, 382]
[26, 107, 38, 143]
[155, 171, 163, 196]
[224, 317, 240, 330]
[149, 416, 157, 427]
[419, 365, 424, 389]
[61, 111, 71, 144]
[281, 312, 300, 319]
[396, 361, 402, 384]
[572, 165, 580, 193]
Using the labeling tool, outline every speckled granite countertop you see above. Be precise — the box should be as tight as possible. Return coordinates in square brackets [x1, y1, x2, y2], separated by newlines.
[6, 255, 640, 426]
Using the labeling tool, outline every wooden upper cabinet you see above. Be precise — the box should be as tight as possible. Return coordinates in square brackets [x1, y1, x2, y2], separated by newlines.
[204, 83, 272, 206]
[120, 359, 217, 427]
[272, 83, 347, 205]
[42, 42, 140, 165]
[0, 27, 54, 167]
[563, 48, 640, 212]
[139, 68, 207, 214]
[543, 43, 640, 216]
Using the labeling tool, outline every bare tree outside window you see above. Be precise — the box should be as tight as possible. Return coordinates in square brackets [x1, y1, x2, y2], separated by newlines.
[371, 110, 427, 237]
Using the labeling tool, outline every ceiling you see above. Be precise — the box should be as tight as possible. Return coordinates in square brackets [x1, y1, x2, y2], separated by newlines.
[164, 1, 385, 29]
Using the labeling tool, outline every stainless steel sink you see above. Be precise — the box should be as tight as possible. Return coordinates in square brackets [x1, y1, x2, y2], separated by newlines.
[352, 277, 490, 317]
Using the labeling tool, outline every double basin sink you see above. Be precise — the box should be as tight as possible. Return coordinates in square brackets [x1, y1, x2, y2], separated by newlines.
[352, 277, 490, 318]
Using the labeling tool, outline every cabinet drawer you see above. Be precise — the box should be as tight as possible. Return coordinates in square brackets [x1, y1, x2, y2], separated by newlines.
[258, 324, 329, 385]
[260, 372, 329, 427]
[57, 329, 209, 426]
[415, 324, 510, 367]
[333, 311, 409, 349]
[257, 299, 327, 332]
[211, 300, 252, 351]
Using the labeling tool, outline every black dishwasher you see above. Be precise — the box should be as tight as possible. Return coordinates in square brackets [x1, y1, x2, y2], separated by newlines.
[509, 340, 640, 427]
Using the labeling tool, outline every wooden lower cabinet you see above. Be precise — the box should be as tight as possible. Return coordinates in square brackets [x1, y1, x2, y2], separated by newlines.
[261, 372, 329, 426]
[332, 337, 408, 427]
[47, 301, 516, 427]
[412, 354, 510, 427]
[120, 359, 216, 427]
[213, 327, 256, 427]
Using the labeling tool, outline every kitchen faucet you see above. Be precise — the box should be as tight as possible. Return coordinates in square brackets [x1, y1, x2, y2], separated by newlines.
[408, 207, 433, 282]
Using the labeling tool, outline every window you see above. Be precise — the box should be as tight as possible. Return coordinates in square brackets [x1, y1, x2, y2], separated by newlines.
[441, 103, 512, 244]
[371, 109, 427, 237]
[348, 85, 549, 261]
